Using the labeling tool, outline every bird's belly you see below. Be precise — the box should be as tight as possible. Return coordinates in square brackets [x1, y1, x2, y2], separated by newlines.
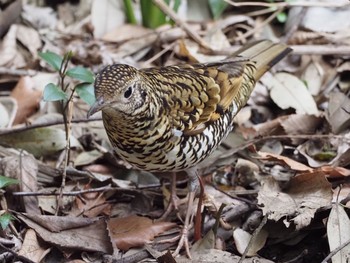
[113, 112, 233, 172]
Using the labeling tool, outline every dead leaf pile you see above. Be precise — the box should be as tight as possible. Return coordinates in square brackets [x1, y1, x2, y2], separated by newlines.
[0, 0, 349, 262]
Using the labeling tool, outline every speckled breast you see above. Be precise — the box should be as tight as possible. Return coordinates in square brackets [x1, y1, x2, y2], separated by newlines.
[103, 104, 236, 172]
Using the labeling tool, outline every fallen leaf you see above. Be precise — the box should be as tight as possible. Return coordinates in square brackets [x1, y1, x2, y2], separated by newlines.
[107, 215, 176, 250]
[18, 229, 50, 262]
[91, 0, 125, 38]
[11, 76, 42, 125]
[258, 151, 313, 172]
[0, 127, 82, 157]
[258, 171, 332, 230]
[233, 228, 268, 256]
[327, 203, 350, 263]
[262, 72, 319, 115]
[326, 92, 350, 134]
[16, 24, 42, 57]
[0, 24, 25, 67]
[0, 97, 17, 128]
[0, 154, 39, 214]
[18, 213, 113, 253]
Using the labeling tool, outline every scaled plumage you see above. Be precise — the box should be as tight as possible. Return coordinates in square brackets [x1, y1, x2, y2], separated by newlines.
[88, 40, 291, 172]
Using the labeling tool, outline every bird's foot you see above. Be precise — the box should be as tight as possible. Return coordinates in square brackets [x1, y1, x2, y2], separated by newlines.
[173, 224, 192, 259]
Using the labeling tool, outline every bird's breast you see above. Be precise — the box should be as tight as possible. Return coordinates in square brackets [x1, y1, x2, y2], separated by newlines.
[102, 106, 236, 172]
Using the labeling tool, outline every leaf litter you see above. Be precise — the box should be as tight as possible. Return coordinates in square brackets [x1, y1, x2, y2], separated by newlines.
[0, 0, 349, 262]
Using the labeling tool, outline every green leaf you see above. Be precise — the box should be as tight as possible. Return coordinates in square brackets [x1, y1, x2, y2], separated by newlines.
[0, 213, 13, 230]
[75, 83, 96, 106]
[38, 51, 63, 71]
[66, 67, 95, 83]
[123, 0, 137, 24]
[140, 0, 168, 29]
[208, 0, 228, 19]
[277, 12, 287, 23]
[0, 175, 18, 189]
[43, 83, 67, 102]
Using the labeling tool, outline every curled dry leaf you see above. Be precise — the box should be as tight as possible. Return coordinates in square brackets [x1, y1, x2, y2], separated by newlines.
[11, 76, 42, 125]
[0, 97, 17, 128]
[18, 213, 113, 253]
[233, 227, 268, 256]
[18, 229, 50, 262]
[107, 215, 176, 251]
[258, 171, 332, 230]
[326, 92, 350, 134]
[0, 127, 82, 158]
[0, 154, 39, 214]
[327, 204, 350, 263]
[0, 24, 26, 68]
[261, 72, 318, 115]
[257, 151, 313, 172]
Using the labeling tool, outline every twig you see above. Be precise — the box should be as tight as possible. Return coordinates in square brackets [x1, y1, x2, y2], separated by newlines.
[0, 243, 35, 263]
[235, 7, 284, 42]
[215, 45, 350, 56]
[220, 133, 350, 159]
[152, 0, 212, 50]
[238, 214, 268, 263]
[225, 0, 350, 8]
[321, 238, 350, 263]
[12, 186, 117, 196]
[281, 8, 307, 43]
[141, 42, 176, 67]
[0, 67, 37, 76]
[0, 116, 102, 136]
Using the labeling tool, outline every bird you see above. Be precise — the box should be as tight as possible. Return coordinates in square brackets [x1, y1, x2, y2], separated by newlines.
[87, 40, 292, 257]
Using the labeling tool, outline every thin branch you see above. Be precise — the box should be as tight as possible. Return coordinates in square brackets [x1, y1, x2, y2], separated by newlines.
[220, 134, 350, 159]
[321, 238, 350, 263]
[225, 0, 350, 8]
[0, 117, 102, 135]
[238, 214, 268, 263]
[235, 7, 284, 42]
[0, 243, 36, 263]
[152, 0, 212, 50]
[0, 67, 37, 76]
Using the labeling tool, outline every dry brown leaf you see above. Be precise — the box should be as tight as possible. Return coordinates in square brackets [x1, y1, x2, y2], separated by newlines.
[18, 229, 50, 262]
[233, 228, 268, 256]
[258, 151, 313, 172]
[280, 114, 323, 137]
[102, 24, 153, 43]
[11, 76, 42, 125]
[0, 24, 25, 67]
[320, 166, 350, 177]
[18, 213, 113, 253]
[91, 0, 125, 38]
[327, 204, 350, 263]
[71, 186, 111, 218]
[108, 215, 176, 251]
[261, 72, 319, 115]
[326, 92, 350, 134]
[258, 171, 332, 230]
[0, 97, 17, 128]
[16, 25, 42, 57]
[0, 154, 39, 214]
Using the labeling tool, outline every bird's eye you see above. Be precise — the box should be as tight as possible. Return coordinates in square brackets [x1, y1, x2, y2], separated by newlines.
[124, 86, 132, 98]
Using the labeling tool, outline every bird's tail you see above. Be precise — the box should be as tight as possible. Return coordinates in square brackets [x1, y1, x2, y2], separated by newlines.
[232, 40, 292, 80]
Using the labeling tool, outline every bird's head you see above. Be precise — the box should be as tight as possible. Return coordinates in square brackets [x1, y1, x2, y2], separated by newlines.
[87, 64, 149, 117]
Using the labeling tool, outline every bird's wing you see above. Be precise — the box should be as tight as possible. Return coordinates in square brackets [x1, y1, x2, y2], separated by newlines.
[141, 59, 255, 135]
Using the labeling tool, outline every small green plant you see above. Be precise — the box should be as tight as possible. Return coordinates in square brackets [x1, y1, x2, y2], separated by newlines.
[39, 51, 95, 210]
[123, 0, 181, 29]
[0, 175, 18, 230]
[39, 51, 95, 105]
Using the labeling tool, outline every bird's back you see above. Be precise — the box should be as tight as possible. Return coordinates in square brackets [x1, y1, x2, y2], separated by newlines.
[101, 40, 292, 172]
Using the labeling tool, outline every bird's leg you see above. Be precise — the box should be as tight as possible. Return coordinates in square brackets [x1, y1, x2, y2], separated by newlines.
[158, 172, 179, 220]
[173, 168, 199, 258]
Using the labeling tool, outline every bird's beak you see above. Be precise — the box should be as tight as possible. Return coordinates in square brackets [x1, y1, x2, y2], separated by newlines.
[87, 96, 105, 118]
